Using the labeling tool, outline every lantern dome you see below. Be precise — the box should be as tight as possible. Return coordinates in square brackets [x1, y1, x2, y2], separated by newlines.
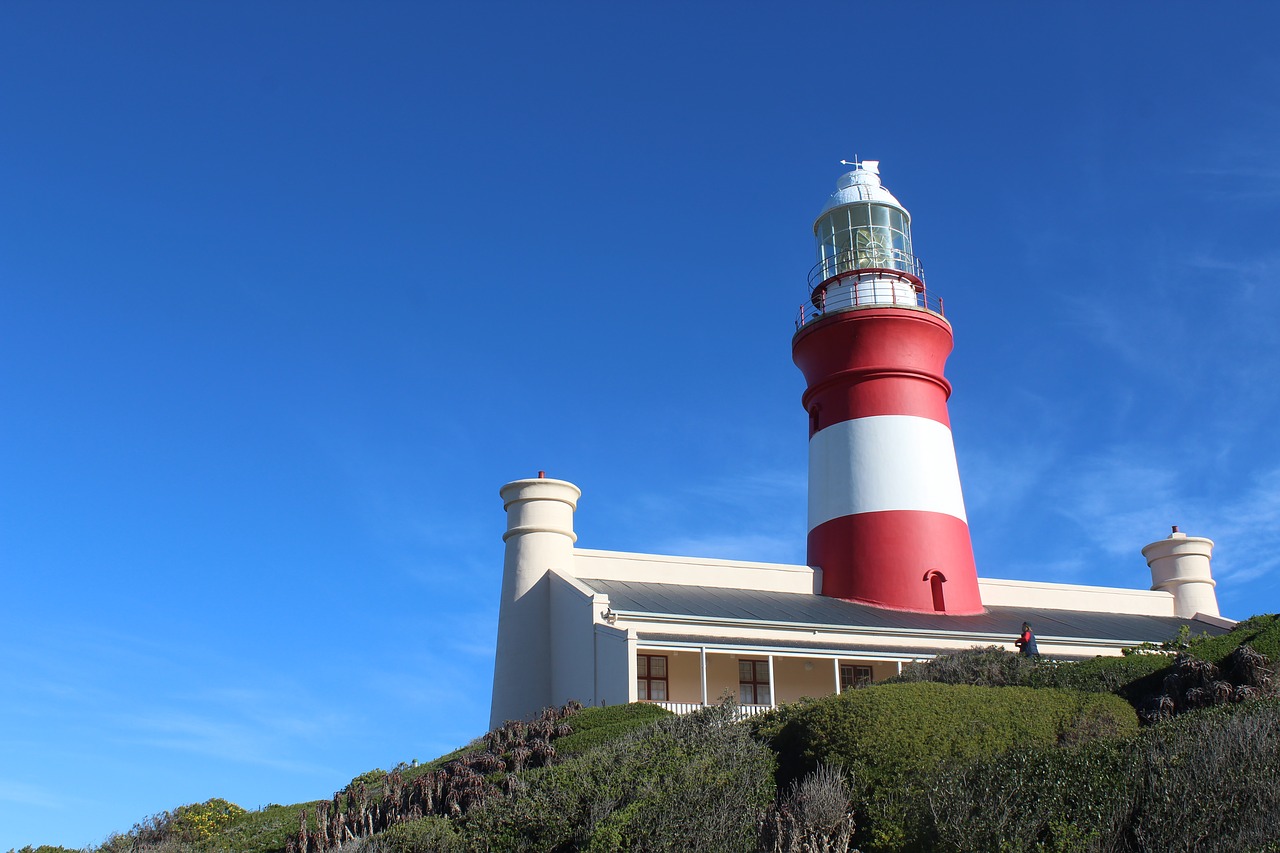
[816, 160, 906, 220]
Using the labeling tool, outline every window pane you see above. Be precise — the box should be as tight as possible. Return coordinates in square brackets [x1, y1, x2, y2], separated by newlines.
[651, 656, 666, 677]
[849, 204, 870, 227]
[871, 205, 892, 228]
[886, 207, 907, 233]
[739, 684, 754, 704]
[758, 685, 772, 705]
[755, 661, 770, 682]
[739, 661, 753, 682]
[651, 680, 667, 701]
[637, 678, 647, 699]
[637, 656, 648, 677]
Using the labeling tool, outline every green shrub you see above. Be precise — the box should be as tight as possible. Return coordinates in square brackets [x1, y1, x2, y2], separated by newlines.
[890, 645, 1041, 687]
[753, 682, 1136, 850]
[1031, 652, 1175, 700]
[464, 703, 775, 852]
[756, 682, 1137, 785]
[552, 701, 671, 756]
[357, 816, 464, 853]
[889, 644, 1176, 703]
[923, 739, 1138, 852]
[1184, 613, 1280, 664]
[894, 698, 1280, 852]
[1126, 699, 1280, 852]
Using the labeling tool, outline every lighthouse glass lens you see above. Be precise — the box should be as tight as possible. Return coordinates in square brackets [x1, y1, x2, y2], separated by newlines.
[817, 204, 913, 275]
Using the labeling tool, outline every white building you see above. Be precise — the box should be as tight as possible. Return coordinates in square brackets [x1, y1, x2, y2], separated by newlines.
[488, 162, 1232, 727]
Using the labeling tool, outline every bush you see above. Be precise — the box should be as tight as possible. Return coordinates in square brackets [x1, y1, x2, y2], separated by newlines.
[551, 701, 671, 756]
[890, 646, 1041, 687]
[923, 739, 1137, 852]
[760, 763, 858, 853]
[1125, 699, 1280, 852]
[755, 682, 1137, 785]
[463, 703, 775, 852]
[1184, 613, 1280, 664]
[753, 682, 1136, 850]
[889, 644, 1176, 703]
[356, 816, 464, 853]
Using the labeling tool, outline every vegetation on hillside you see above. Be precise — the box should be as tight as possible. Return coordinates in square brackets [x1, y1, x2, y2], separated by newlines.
[13, 614, 1280, 853]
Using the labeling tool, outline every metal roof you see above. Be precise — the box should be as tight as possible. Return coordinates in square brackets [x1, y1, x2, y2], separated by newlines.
[581, 578, 1227, 645]
[818, 160, 907, 218]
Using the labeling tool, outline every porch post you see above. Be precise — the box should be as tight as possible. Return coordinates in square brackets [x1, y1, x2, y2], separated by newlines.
[767, 655, 776, 708]
[699, 647, 708, 707]
[833, 658, 841, 695]
[896, 660, 902, 675]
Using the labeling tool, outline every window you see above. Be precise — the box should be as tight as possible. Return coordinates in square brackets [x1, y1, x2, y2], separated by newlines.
[739, 659, 771, 705]
[637, 654, 668, 701]
[840, 664, 873, 690]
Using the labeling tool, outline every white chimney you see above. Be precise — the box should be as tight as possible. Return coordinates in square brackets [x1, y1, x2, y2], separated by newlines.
[489, 475, 581, 727]
[1142, 526, 1220, 618]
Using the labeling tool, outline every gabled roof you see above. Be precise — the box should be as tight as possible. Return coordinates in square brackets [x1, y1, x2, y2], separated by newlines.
[581, 578, 1227, 646]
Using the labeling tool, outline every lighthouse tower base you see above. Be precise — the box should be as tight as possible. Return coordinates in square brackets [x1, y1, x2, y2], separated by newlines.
[795, 306, 982, 614]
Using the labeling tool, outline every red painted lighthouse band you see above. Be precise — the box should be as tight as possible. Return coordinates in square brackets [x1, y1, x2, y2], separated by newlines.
[793, 301, 983, 614]
[808, 510, 982, 613]
[793, 308, 957, 430]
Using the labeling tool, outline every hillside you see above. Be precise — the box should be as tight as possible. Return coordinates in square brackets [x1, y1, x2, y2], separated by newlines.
[13, 615, 1280, 853]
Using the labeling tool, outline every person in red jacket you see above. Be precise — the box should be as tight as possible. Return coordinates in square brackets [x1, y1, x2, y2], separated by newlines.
[1015, 622, 1039, 657]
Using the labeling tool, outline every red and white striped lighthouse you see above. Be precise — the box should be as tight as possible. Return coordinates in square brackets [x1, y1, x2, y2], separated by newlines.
[792, 160, 982, 614]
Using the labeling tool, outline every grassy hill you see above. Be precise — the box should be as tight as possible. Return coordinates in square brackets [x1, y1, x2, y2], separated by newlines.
[14, 615, 1280, 853]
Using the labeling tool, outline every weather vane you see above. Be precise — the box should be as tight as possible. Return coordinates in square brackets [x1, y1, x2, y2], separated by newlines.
[840, 157, 878, 175]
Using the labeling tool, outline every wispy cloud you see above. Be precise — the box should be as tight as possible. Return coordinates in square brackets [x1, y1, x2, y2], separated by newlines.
[631, 468, 807, 564]
[1044, 447, 1280, 597]
[0, 779, 65, 810]
[120, 710, 336, 775]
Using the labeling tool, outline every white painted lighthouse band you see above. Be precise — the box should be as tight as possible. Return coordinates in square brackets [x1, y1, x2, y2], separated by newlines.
[793, 161, 982, 614]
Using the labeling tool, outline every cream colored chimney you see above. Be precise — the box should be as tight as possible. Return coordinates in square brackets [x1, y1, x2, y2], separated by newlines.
[489, 474, 581, 728]
[1142, 526, 1219, 618]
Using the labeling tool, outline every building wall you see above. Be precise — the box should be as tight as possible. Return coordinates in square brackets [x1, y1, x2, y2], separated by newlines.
[549, 571, 599, 710]
[660, 650, 702, 704]
[978, 577, 1175, 616]
[773, 656, 839, 703]
[574, 549, 817, 594]
[706, 654, 742, 704]
[593, 624, 632, 708]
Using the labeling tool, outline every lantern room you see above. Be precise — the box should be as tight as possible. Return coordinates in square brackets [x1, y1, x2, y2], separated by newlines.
[806, 160, 928, 317]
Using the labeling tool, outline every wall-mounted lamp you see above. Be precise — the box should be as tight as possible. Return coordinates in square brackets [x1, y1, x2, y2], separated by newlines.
[601, 607, 618, 625]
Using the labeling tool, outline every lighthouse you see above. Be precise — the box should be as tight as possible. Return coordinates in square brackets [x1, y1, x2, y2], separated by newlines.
[792, 160, 982, 614]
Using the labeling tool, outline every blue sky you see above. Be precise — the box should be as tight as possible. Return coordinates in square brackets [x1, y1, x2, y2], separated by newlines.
[3, 2, 1279, 848]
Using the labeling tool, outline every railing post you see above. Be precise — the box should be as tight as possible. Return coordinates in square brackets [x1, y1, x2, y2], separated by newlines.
[767, 655, 776, 709]
[699, 647, 707, 707]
